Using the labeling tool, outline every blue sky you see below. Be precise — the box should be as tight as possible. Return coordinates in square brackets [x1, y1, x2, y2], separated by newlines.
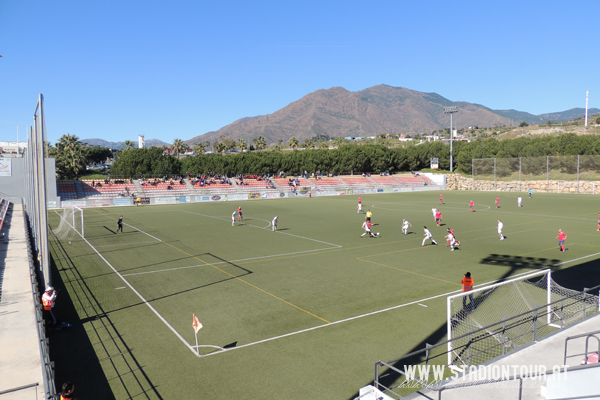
[1, 0, 598, 145]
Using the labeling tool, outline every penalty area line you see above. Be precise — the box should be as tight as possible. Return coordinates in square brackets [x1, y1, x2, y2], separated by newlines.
[197, 266, 576, 359]
[57, 225, 197, 355]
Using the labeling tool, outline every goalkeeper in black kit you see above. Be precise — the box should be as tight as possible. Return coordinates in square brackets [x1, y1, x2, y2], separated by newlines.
[117, 215, 123, 233]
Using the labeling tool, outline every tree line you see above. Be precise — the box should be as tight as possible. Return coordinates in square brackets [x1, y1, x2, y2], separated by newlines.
[52, 133, 600, 179]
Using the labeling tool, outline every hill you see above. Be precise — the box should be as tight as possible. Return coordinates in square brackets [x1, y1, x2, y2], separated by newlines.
[185, 85, 598, 145]
[81, 138, 169, 149]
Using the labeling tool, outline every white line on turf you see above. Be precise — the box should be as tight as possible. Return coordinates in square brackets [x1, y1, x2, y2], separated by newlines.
[122, 223, 162, 242]
[53, 211, 197, 354]
[181, 210, 342, 248]
[122, 246, 342, 277]
[95, 241, 159, 248]
[418, 303, 428, 307]
[196, 267, 557, 358]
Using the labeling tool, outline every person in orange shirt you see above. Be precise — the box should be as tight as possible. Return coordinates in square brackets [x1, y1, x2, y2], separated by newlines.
[42, 286, 58, 326]
[60, 381, 75, 400]
[461, 272, 474, 310]
[556, 229, 567, 253]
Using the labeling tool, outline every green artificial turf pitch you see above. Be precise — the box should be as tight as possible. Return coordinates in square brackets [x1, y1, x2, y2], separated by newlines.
[46, 190, 600, 399]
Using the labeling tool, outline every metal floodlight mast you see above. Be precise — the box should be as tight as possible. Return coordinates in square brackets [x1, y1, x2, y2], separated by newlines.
[444, 106, 459, 172]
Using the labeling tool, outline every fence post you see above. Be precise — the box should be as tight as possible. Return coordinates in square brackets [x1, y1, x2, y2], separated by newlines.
[532, 309, 538, 342]
[577, 155, 580, 193]
[375, 361, 380, 390]
[494, 158, 497, 190]
[546, 156, 549, 193]
[519, 157, 522, 192]
[583, 289, 588, 320]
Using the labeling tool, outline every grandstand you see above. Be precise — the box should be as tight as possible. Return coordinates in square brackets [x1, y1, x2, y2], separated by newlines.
[56, 181, 78, 199]
[81, 179, 137, 198]
[56, 173, 440, 201]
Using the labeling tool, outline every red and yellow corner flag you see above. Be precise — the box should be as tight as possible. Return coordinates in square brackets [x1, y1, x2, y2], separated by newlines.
[192, 314, 203, 334]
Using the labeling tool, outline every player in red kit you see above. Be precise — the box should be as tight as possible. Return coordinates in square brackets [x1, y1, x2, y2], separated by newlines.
[237, 206, 243, 221]
[440, 194, 444, 204]
[435, 210, 442, 227]
[495, 197, 500, 208]
[469, 200, 474, 212]
[597, 213, 600, 231]
[556, 229, 567, 253]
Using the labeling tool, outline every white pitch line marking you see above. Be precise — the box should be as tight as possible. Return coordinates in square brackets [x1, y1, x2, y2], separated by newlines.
[52, 211, 196, 354]
[123, 223, 162, 242]
[95, 241, 159, 248]
[181, 210, 342, 248]
[116, 287, 126, 290]
[418, 303, 428, 307]
[197, 267, 559, 358]
[122, 246, 342, 277]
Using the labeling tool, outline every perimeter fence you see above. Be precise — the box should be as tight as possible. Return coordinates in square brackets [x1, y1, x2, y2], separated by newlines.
[472, 155, 600, 193]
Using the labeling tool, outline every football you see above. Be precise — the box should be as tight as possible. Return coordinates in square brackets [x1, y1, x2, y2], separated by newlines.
[377, 232, 380, 236]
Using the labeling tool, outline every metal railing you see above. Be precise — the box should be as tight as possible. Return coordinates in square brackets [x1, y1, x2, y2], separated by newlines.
[373, 284, 600, 399]
[21, 198, 56, 399]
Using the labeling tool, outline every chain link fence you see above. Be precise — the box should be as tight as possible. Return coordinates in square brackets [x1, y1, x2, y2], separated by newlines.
[472, 155, 600, 193]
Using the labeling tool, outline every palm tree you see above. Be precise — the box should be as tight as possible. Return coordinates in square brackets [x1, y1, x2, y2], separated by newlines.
[333, 137, 346, 148]
[318, 141, 328, 149]
[55, 134, 87, 179]
[214, 142, 227, 154]
[123, 140, 135, 151]
[288, 136, 299, 150]
[193, 142, 206, 154]
[237, 139, 248, 152]
[303, 139, 315, 150]
[171, 138, 185, 158]
[253, 136, 267, 150]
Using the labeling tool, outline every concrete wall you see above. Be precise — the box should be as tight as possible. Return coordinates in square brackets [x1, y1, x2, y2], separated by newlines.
[446, 174, 600, 194]
[0, 158, 58, 203]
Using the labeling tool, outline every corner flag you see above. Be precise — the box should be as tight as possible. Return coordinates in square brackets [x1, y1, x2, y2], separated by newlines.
[193, 314, 203, 334]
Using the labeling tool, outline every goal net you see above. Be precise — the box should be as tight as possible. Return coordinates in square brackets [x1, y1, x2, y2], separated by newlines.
[53, 206, 84, 240]
[447, 270, 598, 367]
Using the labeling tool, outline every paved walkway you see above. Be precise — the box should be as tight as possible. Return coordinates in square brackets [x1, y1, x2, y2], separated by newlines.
[0, 204, 45, 399]
[406, 314, 600, 400]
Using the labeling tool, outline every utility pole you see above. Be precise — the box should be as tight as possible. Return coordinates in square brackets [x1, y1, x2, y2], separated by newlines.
[444, 107, 459, 172]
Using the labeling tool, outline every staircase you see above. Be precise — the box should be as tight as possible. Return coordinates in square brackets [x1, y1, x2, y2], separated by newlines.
[74, 180, 85, 198]
[132, 180, 146, 196]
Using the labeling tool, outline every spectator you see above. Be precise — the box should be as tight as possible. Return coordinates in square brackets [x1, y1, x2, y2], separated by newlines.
[59, 381, 76, 400]
[42, 286, 58, 327]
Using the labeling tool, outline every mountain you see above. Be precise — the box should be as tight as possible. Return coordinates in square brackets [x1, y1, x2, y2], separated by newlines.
[81, 138, 169, 149]
[493, 107, 600, 125]
[185, 85, 598, 145]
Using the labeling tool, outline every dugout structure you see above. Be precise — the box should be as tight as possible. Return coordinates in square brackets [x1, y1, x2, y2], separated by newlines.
[447, 270, 599, 367]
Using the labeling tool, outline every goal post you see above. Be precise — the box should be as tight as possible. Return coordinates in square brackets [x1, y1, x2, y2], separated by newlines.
[53, 205, 84, 240]
[447, 269, 551, 366]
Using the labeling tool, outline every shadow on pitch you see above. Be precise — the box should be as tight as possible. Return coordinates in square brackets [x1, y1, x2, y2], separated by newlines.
[48, 229, 162, 400]
[479, 254, 560, 270]
[347, 251, 575, 400]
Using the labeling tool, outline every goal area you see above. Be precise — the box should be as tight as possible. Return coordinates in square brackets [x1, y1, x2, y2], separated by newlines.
[53, 206, 84, 240]
[447, 270, 599, 367]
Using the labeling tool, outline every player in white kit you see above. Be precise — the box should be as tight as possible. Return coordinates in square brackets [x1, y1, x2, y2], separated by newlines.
[422, 226, 438, 246]
[232, 211, 236, 226]
[498, 219, 504, 240]
[402, 219, 412, 235]
[272, 215, 278, 231]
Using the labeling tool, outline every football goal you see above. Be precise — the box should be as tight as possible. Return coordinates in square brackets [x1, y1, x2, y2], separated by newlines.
[447, 269, 599, 367]
[53, 205, 84, 240]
